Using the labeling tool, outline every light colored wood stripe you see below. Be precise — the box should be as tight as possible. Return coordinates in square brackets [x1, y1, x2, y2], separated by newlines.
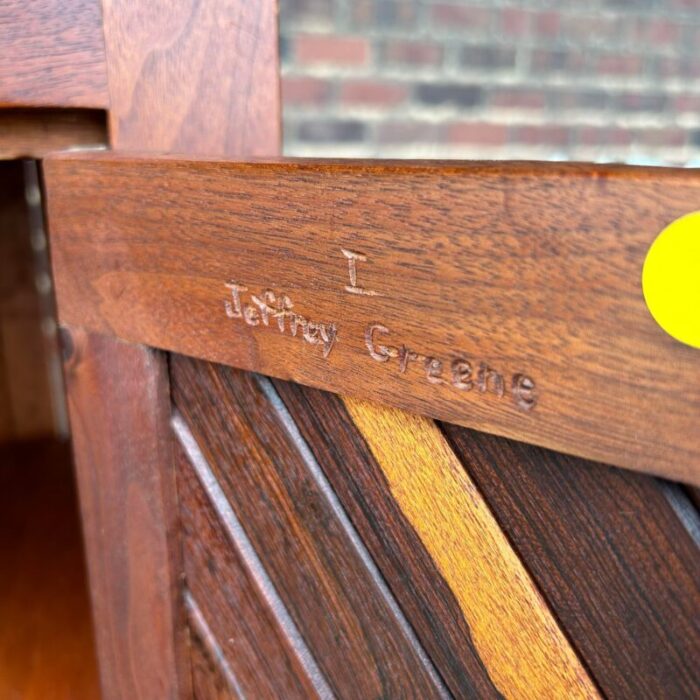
[343, 395, 600, 700]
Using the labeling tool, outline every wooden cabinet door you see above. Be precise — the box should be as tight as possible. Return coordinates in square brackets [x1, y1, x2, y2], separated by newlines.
[4, 0, 697, 697]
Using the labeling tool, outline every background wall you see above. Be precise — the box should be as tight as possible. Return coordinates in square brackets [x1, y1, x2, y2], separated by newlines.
[280, 0, 700, 165]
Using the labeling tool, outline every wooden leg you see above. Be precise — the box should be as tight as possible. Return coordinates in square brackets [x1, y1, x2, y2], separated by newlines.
[61, 327, 188, 699]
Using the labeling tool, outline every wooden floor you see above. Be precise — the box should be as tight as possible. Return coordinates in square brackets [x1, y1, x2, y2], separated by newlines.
[0, 439, 100, 700]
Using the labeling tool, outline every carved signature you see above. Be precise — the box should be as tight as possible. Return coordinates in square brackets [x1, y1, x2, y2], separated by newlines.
[224, 282, 338, 358]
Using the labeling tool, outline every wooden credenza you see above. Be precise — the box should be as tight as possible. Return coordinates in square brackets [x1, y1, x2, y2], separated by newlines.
[2, 1, 699, 698]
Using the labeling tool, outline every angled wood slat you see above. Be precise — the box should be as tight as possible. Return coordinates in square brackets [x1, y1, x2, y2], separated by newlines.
[345, 401, 598, 699]
[0, 0, 109, 109]
[170, 355, 448, 700]
[44, 154, 700, 484]
[173, 432, 327, 700]
[442, 422, 700, 700]
[187, 615, 240, 700]
[274, 379, 504, 698]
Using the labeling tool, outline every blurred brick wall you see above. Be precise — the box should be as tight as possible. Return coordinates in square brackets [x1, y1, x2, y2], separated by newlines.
[280, 0, 700, 165]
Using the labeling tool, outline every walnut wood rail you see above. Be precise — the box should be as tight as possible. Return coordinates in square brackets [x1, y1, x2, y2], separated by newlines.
[43, 154, 700, 484]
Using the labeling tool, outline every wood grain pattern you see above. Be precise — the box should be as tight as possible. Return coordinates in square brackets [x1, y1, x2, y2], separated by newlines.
[0, 160, 56, 440]
[0, 0, 108, 108]
[171, 355, 448, 699]
[44, 154, 700, 483]
[442, 422, 700, 700]
[62, 328, 186, 700]
[174, 436, 324, 700]
[343, 395, 599, 700]
[273, 378, 504, 698]
[101, 0, 280, 155]
[0, 109, 106, 160]
[0, 440, 100, 700]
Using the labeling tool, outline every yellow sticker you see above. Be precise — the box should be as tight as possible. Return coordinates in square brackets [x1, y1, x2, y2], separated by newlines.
[642, 211, 700, 349]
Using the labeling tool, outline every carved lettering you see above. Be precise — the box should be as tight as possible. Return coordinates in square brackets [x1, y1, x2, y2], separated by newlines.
[477, 363, 505, 397]
[365, 323, 537, 411]
[224, 282, 247, 318]
[512, 373, 537, 411]
[224, 282, 337, 358]
[342, 248, 380, 296]
[451, 359, 473, 391]
[365, 323, 392, 362]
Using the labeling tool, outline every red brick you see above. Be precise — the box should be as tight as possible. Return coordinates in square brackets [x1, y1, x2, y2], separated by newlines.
[512, 125, 570, 147]
[577, 126, 608, 147]
[559, 14, 622, 46]
[634, 18, 683, 44]
[635, 128, 687, 148]
[383, 40, 443, 66]
[608, 128, 633, 146]
[296, 35, 369, 66]
[656, 55, 700, 79]
[340, 81, 408, 106]
[432, 3, 492, 29]
[377, 121, 440, 144]
[282, 77, 332, 106]
[675, 94, 700, 113]
[491, 89, 546, 109]
[535, 11, 561, 37]
[501, 8, 532, 37]
[596, 53, 644, 76]
[446, 122, 509, 146]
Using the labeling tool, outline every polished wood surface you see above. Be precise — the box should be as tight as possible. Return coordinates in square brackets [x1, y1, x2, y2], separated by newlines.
[174, 438, 323, 699]
[61, 329, 185, 700]
[45, 155, 700, 483]
[442, 422, 700, 699]
[344, 396, 598, 699]
[0, 0, 108, 109]
[101, 0, 280, 155]
[0, 109, 106, 160]
[0, 440, 100, 700]
[274, 380, 503, 698]
[172, 356, 447, 698]
[66, 0, 283, 694]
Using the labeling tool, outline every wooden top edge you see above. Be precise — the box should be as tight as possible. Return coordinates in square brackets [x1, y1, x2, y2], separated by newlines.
[42, 151, 700, 180]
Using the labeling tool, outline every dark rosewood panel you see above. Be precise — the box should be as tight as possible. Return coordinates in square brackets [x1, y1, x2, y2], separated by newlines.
[170, 355, 447, 699]
[442, 423, 700, 700]
[273, 379, 503, 699]
[173, 436, 325, 699]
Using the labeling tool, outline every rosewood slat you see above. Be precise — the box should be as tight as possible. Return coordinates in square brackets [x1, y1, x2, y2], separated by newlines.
[275, 380, 598, 700]
[273, 379, 501, 699]
[44, 155, 700, 484]
[61, 328, 187, 700]
[170, 355, 447, 700]
[442, 422, 700, 700]
[174, 438, 323, 700]
[0, 0, 108, 108]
